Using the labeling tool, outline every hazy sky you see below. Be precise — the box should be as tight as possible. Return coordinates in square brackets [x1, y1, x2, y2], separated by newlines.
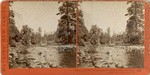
[12, 1, 60, 36]
[81, 1, 129, 36]
[12, 1, 129, 36]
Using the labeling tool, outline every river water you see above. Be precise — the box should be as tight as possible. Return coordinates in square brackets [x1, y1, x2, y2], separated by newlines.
[78, 46, 144, 68]
[13, 45, 76, 68]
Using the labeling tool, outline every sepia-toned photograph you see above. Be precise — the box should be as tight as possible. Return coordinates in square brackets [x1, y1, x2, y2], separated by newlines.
[77, 1, 145, 68]
[9, 1, 76, 68]
[9, 1, 145, 69]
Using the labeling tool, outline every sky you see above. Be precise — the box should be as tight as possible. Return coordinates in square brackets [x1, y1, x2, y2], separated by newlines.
[12, 1, 130, 36]
[12, 1, 60, 36]
[81, 1, 129, 36]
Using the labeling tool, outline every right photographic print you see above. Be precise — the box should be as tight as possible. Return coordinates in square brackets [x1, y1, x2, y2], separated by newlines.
[77, 1, 145, 68]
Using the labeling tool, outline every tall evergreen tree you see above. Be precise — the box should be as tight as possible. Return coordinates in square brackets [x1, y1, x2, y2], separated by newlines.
[20, 25, 32, 45]
[107, 27, 110, 43]
[77, 2, 89, 46]
[56, 1, 76, 44]
[9, 1, 20, 47]
[38, 27, 42, 44]
[89, 25, 102, 46]
[125, 1, 144, 44]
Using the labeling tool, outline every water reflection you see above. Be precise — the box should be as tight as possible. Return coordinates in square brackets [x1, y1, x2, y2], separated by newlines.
[126, 50, 144, 68]
[59, 49, 76, 68]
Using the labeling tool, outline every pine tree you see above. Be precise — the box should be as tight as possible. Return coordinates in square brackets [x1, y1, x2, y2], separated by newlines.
[9, 1, 20, 47]
[56, 1, 76, 44]
[77, 2, 89, 46]
[20, 25, 32, 45]
[89, 25, 102, 46]
[107, 27, 110, 44]
[125, 1, 144, 44]
[38, 27, 42, 44]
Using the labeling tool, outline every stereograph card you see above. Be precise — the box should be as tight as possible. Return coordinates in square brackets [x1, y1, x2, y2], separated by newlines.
[1, 0, 150, 75]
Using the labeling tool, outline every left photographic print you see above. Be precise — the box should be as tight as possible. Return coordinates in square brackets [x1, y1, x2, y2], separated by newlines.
[9, 1, 76, 68]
